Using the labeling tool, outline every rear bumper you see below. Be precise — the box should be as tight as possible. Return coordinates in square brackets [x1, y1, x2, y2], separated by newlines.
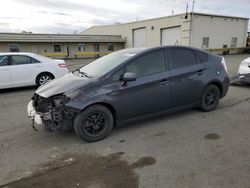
[221, 83, 229, 98]
[220, 75, 230, 98]
[54, 68, 69, 79]
[27, 100, 43, 125]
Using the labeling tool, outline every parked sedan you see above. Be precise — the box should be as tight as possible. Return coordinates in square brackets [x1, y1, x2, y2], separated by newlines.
[27, 46, 229, 142]
[0, 52, 69, 89]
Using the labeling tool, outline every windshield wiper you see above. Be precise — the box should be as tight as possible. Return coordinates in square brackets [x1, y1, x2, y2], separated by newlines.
[73, 69, 92, 78]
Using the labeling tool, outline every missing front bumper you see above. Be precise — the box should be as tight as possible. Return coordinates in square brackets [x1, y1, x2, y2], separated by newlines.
[27, 100, 74, 132]
[27, 100, 43, 125]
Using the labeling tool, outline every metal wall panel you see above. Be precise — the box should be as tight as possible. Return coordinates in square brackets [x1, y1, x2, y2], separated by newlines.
[133, 28, 146, 47]
[161, 26, 181, 45]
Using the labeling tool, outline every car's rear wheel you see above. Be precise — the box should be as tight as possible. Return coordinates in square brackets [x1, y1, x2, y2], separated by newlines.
[36, 73, 54, 86]
[200, 84, 220, 112]
[74, 105, 114, 142]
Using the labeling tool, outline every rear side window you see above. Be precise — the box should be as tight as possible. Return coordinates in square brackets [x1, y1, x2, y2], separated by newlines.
[169, 48, 197, 69]
[0, 56, 8, 66]
[125, 50, 166, 77]
[11, 56, 32, 65]
[31, 58, 40, 64]
[194, 50, 208, 63]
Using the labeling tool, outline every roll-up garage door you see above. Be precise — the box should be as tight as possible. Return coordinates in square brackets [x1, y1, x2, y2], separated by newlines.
[161, 26, 181, 45]
[133, 28, 146, 47]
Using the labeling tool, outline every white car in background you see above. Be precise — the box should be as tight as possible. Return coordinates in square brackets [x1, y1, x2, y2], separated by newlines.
[0, 52, 69, 89]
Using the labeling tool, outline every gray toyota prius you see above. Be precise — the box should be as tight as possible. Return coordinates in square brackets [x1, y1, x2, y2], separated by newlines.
[27, 46, 230, 142]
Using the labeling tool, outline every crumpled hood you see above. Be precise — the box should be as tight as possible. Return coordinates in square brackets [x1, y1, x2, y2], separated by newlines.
[36, 73, 91, 98]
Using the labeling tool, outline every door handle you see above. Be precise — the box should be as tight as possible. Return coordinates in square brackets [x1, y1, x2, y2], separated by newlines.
[197, 69, 205, 75]
[160, 79, 170, 85]
[1, 69, 9, 71]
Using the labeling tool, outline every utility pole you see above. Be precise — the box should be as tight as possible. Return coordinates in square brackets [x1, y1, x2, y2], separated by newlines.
[190, 1, 195, 46]
[185, 2, 189, 19]
[192, 0, 195, 13]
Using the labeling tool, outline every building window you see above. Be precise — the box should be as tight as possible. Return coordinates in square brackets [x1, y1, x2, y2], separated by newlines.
[231, 37, 237, 48]
[94, 44, 99, 52]
[202, 37, 209, 49]
[9, 44, 19, 52]
[54, 44, 62, 52]
[78, 44, 85, 52]
[108, 43, 114, 51]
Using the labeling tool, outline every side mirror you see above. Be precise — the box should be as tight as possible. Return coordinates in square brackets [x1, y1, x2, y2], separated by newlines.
[121, 72, 136, 82]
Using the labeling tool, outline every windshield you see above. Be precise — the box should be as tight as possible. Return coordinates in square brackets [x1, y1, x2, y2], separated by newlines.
[79, 48, 145, 77]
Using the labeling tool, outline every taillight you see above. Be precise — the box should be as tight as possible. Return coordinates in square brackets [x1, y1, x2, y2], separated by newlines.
[58, 63, 67, 68]
[221, 57, 228, 73]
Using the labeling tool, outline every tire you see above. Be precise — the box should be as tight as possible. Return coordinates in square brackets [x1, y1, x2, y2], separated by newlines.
[36, 73, 54, 86]
[222, 50, 229, 55]
[200, 85, 220, 112]
[74, 105, 114, 142]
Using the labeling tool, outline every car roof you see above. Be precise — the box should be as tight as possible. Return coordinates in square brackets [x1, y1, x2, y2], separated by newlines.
[0, 52, 36, 56]
[121, 45, 210, 55]
[0, 52, 53, 61]
[116, 47, 149, 54]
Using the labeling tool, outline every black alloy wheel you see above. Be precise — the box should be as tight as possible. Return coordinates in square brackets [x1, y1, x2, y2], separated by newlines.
[84, 112, 107, 136]
[74, 105, 114, 142]
[200, 84, 220, 112]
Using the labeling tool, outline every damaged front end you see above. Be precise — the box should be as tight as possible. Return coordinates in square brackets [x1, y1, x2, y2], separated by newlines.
[30, 93, 77, 132]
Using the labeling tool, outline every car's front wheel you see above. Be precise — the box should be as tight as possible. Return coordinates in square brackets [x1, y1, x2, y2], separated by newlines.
[200, 84, 220, 112]
[74, 105, 114, 142]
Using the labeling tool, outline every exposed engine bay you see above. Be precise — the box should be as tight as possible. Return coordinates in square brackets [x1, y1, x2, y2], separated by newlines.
[32, 93, 76, 132]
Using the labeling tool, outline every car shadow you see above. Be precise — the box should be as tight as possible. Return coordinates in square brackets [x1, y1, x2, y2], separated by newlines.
[34, 109, 198, 144]
[113, 108, 197, 134]
[230, 83, 250, 88]
[0, 86, 37, 93]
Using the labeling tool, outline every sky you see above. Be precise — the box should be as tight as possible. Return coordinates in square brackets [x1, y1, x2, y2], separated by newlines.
[0, 0, 249, 34]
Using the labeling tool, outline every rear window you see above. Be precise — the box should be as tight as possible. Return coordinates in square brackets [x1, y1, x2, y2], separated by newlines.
[169, 48, 197, 69]
[194, 50, 208, 63]
[11, 56, 31, 65]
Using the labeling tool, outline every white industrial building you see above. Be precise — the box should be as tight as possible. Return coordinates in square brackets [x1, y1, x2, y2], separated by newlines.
[83, 12, 249, 54]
